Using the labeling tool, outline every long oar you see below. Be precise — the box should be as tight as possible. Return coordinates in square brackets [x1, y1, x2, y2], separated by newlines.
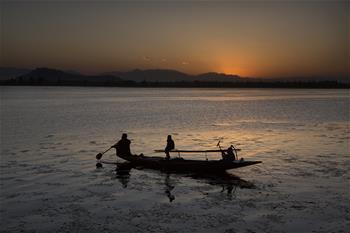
[96, 147, 113, 160]
[96, 146, 114, 168]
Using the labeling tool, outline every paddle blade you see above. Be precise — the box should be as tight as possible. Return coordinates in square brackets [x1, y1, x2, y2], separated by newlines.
[96, 153, 103, 160]
[96, 162, 103, 168]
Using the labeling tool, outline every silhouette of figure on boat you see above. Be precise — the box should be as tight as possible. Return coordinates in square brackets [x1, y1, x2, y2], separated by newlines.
[222, 145, 237, 161]
[112, 133, 132, 157]
[165, 135, 175, 160]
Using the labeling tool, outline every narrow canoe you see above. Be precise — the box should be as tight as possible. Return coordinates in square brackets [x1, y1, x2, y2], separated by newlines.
[103, 154, 261, 173]
[154, 149, 241, 153]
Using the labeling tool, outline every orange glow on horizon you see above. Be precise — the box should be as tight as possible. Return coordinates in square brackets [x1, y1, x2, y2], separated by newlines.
[213, 56, 255, 78]
[217, 65, 252, 78]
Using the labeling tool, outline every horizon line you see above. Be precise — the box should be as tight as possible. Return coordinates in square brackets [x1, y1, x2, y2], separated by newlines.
[2, 66, 349, 80]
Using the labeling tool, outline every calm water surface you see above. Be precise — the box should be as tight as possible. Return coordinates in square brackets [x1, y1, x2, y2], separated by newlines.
[1, 87, 349, 232]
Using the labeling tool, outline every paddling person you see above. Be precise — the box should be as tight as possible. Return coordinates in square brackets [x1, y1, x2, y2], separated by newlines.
[112, 133, 132, 157]
[164, 135, 175, 160]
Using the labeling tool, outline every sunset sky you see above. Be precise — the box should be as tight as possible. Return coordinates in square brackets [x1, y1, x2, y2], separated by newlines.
[1, 1, 349, 78]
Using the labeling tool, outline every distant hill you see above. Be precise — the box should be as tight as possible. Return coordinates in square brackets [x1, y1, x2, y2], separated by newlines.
[195, 72, 241, 82]
[13, 67, 124, 85]
[104, 69, 240, 82]
[1, 67, 348, 87]
[0, 67, 31, 80]
[105, 69, 191, 82]
[1, 67, 242, 85]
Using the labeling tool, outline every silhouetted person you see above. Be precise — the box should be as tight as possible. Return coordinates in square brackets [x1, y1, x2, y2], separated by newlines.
[165, 135, 175, 160]
[113, 133, 131, 157]
[222, 145, 236, 161]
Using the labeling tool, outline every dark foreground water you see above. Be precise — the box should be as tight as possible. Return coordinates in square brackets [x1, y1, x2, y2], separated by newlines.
[1, 87, 349, 232]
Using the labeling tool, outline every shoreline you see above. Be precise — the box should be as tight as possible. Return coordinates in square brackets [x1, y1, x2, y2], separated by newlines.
[1, 81, 349, 89]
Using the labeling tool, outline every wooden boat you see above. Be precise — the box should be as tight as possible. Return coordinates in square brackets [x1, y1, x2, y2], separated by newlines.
[102, 153, 261, 173]
[154, 149, 241, 153]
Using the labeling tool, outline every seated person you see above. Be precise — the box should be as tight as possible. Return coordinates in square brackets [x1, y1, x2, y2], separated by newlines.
[222, 145, 236, 161]
[165, 135, 175, 160]
[112, 133, 132, 157]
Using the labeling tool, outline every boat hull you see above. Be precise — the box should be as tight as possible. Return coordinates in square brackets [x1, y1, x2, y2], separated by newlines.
[110, 154, 261, 173]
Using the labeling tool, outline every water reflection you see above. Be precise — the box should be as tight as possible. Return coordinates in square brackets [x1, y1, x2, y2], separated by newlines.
[115, 162, 133, 188]
[164, 173, 175, 202]
[189, 172, 255, 200]
[113, 162, 255, 202]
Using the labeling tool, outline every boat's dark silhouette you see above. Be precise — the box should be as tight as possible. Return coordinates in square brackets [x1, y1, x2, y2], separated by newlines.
[109, 153, 261, 173]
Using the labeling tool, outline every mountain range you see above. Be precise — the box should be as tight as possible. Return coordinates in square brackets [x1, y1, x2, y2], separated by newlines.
[0, 67, 242, 83]
[103, 69, 241, 82]
[10, 68, 123, 85]
[0, 67, 348, 85]
[0, 67, 32, 81]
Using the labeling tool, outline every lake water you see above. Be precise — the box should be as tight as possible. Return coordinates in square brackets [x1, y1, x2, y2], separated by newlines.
[1, 86, 349, 232]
